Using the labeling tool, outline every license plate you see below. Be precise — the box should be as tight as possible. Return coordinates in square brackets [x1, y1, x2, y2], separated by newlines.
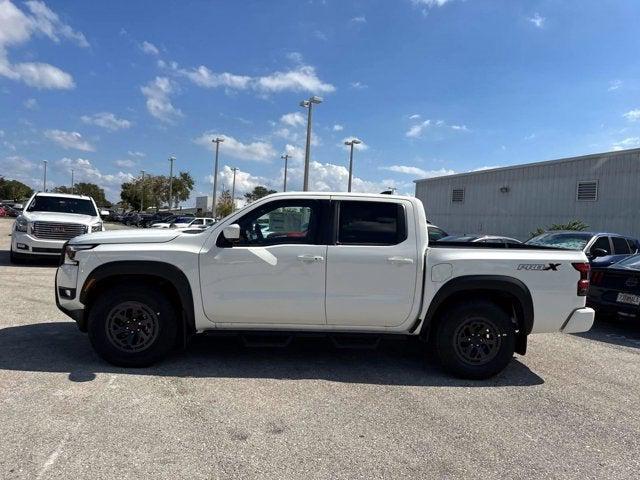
[616, 293, 640, 306]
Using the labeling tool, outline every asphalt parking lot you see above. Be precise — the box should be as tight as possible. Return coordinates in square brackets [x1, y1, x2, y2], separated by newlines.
[0, 218, 639, 479]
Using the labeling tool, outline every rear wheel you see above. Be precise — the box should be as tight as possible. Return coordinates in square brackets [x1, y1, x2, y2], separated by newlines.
[87, 285, 178, 367]
[433, 301, 516, 379]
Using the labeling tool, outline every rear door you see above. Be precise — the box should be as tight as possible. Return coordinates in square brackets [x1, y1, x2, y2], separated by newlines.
[325, 198, 419, 327]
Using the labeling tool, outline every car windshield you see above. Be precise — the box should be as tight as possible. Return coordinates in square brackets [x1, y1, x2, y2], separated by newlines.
[525, 232, 592, 250]
[27, 195, 97, 216]
[613, 255, 640, 270]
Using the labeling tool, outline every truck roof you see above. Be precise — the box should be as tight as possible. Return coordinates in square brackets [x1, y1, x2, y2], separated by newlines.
[35, 192, 93, 201]
[264, 191, 410, 201]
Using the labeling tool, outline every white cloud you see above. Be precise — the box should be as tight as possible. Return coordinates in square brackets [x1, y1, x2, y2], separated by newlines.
[381, 165, 455, 177]
[608, 80, 622, 91]
[350, 81, 367, 89]
[0, 0, 86, 89]
[167, 61, 335, 95]
[313, 30, 328, 41]
[115, 159, 136, 168]
[280, 112, 306, 127]
[81, 112, 132, 131]
[24, 97, 37, 109]
[528, 13, 545, 28]
[286, 51, 303, 64]
[127, 150, 145, 157]
[472, 165, 502, 172]
[45, 129, 94, 151]
[612, 137, 640, 151]
[623, 109, 640, 122]
[408, 114, 421, 120]
[524, 133, 536, 140]
[140, 40, 159, 55]
[411, 0, 453, 8]
[57, 157, 134, 196]
[333, 124, 344, 131]
[351, 15, 366, 23]
[207, 165, 274, 196]
[406, 119, 469, 138]
[341, 137, 368, 151]
[194, 132, 276, 162]
[141, 76, 182, 123]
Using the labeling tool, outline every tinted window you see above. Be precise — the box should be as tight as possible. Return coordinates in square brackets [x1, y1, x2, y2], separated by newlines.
[338, 201, 406, 245]
[27, 195, 96, 216]
[590, 236, 611, 255]
[526, 232, 592, 250]
[232, 200, 318, 247]
[627, 239, 639, 253]
[612, 237, 631, 254]
[428, 226, 448, 242]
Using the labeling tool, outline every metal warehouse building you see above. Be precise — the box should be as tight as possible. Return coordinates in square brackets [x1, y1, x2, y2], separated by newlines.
[414, 148, 640, 241]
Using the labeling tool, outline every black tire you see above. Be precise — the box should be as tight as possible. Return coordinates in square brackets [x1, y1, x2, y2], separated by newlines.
[433, 300, 516, 380]
[87, 284, 178, 367]
[9, 247, 26, 264]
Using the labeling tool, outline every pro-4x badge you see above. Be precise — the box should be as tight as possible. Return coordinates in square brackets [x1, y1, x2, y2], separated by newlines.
[517, 263, 561, 271]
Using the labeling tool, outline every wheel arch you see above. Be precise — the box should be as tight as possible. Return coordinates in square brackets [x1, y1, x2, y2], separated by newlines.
[79, 261, 195, 345]
[418, 275, 534, 353]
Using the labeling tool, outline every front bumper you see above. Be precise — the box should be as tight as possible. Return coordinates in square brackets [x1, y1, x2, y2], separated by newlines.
[12, 231, 65, 256]
[55, 262, 87, 330]
[561, 307, 595, 333]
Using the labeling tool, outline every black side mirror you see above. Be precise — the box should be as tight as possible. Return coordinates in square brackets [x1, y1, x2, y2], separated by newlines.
[591, 248, 608, 258]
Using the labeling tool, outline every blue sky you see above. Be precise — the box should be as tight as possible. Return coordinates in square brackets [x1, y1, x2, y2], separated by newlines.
[1, 0, 640, 203]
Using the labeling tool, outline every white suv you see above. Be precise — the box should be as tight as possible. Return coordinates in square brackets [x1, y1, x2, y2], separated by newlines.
[11, 192, 105, 263]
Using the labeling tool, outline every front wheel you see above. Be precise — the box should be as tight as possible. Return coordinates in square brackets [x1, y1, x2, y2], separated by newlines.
[433, 301, 516, 379]
[87, 285, 178, 367]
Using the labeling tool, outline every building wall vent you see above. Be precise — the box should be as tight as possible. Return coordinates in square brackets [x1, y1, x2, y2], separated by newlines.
[576, 180, 598, 201]
[451, 187, 465, 203]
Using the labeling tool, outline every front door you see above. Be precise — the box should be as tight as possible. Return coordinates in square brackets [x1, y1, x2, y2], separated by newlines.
[200, 199, 327, 325]
[325, 199, 419, 327]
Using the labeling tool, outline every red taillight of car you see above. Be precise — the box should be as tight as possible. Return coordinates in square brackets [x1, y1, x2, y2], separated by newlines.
[572, 262, 590, 296]
[590, 271, 604, 285]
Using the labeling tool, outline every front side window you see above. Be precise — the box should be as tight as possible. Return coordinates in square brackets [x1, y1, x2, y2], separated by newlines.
[337, 201, 406, 245]
[233, 200, 318, 247]
[590, 236, 611, 255]
[27, 195, 97, 216]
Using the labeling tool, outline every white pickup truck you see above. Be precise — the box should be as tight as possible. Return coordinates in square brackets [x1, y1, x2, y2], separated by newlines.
[55, 192, 594, 379]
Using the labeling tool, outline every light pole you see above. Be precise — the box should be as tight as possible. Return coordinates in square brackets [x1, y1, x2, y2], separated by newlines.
[140, 170, 145, 211]
[43, 160, 47, 192]
[211, 137, 224, 217]
[230, 167, 238, 212]
[299, 95, 322, 191]
[281, 154, 289, 192]
[71, 169, 74, 194]
[168, 156, 175, 211]
[344, 138, 362, 192]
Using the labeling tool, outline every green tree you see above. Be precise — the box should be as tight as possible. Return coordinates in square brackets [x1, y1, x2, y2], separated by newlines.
[120, 171, 195, 211]
[244, 185, 276, 203]
[530, 220, 589, 238]
[216, 189, 234, 218]
[53, 182, 109, 206]
[0, 178, 33, 201]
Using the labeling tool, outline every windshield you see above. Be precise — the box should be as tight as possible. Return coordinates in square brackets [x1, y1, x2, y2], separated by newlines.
[27, 195, 97, 216]
[525, 232, 592, 250]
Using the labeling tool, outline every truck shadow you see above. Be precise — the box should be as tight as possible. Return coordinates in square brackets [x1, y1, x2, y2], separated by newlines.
[0, 250, 59, 267]
[574, 318, 640, 349]
[0, 322, 544, 387]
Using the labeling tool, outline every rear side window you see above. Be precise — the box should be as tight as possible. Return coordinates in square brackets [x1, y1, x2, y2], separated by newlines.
[338, 201, 406, 245]
[612, 237, 631, 254]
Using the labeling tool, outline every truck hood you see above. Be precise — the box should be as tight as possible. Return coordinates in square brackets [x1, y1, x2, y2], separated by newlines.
[69, 229, 180, 245]
[23, 211, 99, 224]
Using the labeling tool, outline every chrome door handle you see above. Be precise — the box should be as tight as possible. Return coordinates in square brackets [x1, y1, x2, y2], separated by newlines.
[387, 256, 414, 265]
[297, 254, 324, 263]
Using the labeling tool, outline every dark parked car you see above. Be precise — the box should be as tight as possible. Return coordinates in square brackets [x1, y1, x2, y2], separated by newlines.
[588, 254, 640, 320]
[525, 231, 639, 265]
[141, 211, 174, 228]
[439, 234, 522, 245]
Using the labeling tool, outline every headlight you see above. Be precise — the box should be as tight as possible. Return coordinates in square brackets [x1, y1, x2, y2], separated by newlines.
[15, 217, 28, 232]
[91, 222, 103, 232]
[64, 243, 96, 264]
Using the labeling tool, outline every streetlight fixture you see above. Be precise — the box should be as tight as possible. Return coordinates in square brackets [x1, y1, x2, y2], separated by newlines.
[230, 167, 238, 212]
[168, 156, 175, 211]
[344, 138, 362, 192]
[211, 137, 224, 217]
[43, 160, 47, 192]
[140, 170, 145, 211]
[281, 154, 290, 192]
[299, 95, 322, 191]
